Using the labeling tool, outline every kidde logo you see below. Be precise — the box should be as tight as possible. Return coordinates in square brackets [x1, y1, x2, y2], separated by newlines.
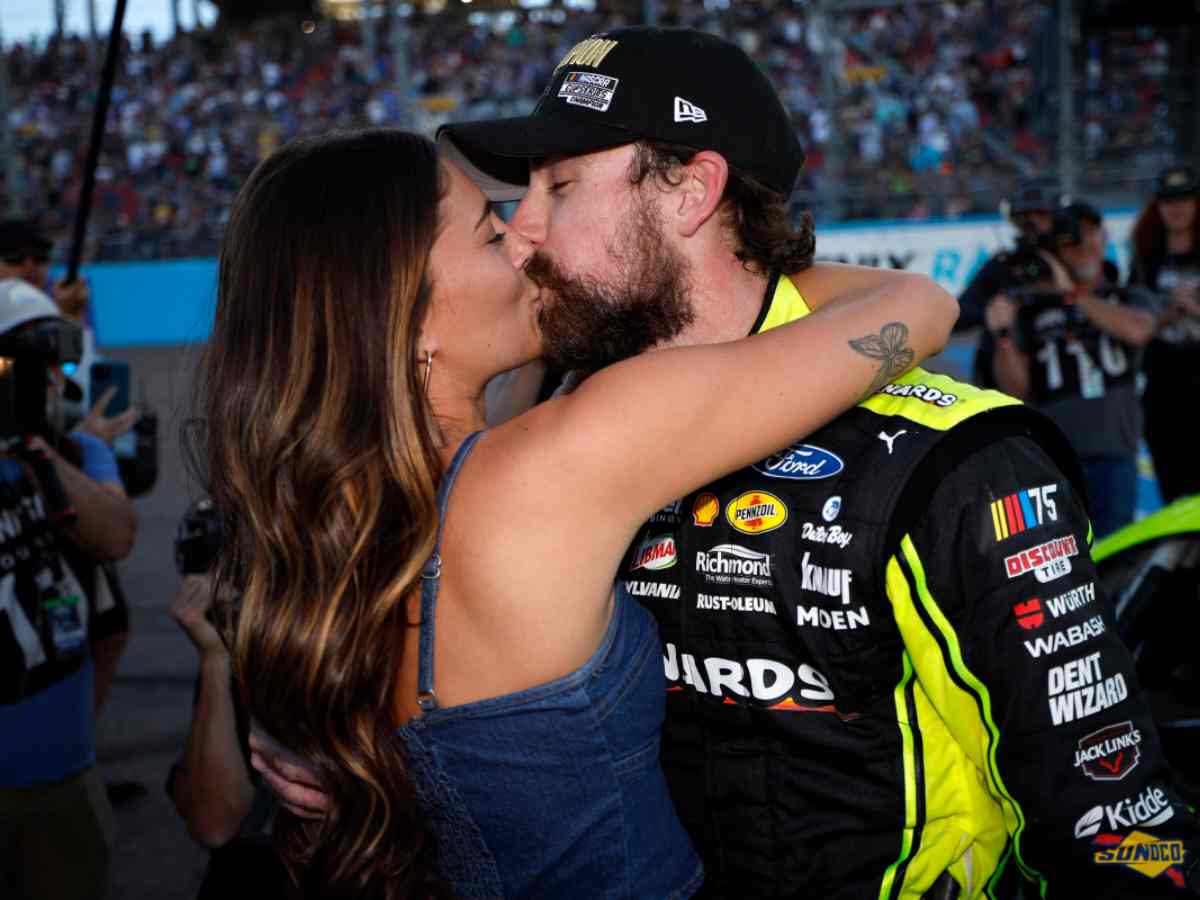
[1013, 598, 1044, 630]
[753, 443, 845, 481]
[1075, 721, 1142, 782]
[692, 493, 719, 527]
[630, 534, 676, 571]
[726, 491, 788, 535]
[1073, 786, 1173, 838]
[1004, 534, 1079, 581]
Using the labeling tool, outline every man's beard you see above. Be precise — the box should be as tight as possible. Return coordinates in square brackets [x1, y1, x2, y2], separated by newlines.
[526, 194, 695, 375]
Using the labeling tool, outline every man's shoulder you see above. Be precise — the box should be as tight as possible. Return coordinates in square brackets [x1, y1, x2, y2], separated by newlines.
[859, 367, 1022, 433]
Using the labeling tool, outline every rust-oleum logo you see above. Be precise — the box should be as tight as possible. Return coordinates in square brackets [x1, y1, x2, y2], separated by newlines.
[630, 534, 676, 571]
[726, 491, 788, 535]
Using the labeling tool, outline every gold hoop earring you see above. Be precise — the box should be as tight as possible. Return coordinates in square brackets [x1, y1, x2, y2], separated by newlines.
[421, 352, 435, 393]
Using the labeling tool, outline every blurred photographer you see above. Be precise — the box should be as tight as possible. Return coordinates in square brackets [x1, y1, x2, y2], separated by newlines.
[987, 208, 1157, 536]
[1128, 165, 1200, 503]
[0, 278, 116, 900]
[166, 500, 284, 900]
[955, 178, 1058, 386]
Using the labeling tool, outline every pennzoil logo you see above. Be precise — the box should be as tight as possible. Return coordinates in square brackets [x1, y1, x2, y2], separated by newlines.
[693, 493, 720, 527]
[726, 491, 788, 535]
[630, 534, 676, 571]
[1092, 832, 1187, 887]
[555, 37, 619, 71]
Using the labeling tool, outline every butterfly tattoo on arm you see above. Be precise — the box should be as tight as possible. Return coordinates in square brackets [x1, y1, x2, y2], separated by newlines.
[849, 322, 914, 402]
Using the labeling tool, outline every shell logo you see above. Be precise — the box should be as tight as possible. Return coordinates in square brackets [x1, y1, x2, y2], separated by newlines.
[692, 493, 720, 527]
[725, 491, 788, 536]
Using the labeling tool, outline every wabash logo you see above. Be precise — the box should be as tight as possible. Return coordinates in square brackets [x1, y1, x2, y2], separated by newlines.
[692, 493, 719, 527]
[630, 534, 676, 572]
[662, 642, 856, 718]
[1075, 721, 1142, 782]
[1013, 598, 1045, 630]
[1092, 832, 1187, 887]
[726, 491, 788, 535]
[1004, 534, 1079, 582]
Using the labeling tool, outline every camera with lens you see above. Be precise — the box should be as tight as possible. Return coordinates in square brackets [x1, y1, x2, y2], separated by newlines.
[175, 498, 226, 576]
[0, 317, 83, 446]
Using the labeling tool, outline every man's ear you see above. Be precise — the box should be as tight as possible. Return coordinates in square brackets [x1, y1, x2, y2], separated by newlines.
[671, 150, 729, 238]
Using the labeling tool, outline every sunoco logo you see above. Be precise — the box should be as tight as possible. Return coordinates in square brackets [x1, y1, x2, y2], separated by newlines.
[630, 534, 676, 571]
[753, 443, 844, 481]
[1092, 832, 1187, 886]
[726, 491, 788, 535]
[1075, 721, 1142, 782]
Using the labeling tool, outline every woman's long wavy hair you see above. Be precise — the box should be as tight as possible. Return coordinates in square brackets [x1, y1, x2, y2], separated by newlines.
[1131, 194, 1200, 270]
[196, 129, 450, 898]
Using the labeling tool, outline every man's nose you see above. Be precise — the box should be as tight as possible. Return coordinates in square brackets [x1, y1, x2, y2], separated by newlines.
[505, 228, 535, 269]
[508, 196, 547, 250]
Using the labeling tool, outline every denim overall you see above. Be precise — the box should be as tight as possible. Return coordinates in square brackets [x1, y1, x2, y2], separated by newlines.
[396, 432, 703, 899]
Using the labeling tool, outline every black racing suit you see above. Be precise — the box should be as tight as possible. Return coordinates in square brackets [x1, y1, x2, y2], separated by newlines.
[619, 274, 1200, 898]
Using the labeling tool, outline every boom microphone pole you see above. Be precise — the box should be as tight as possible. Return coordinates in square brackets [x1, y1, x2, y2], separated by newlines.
[65, 0, 129, 283]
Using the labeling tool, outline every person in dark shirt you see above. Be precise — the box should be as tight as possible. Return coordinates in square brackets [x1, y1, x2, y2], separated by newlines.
[988, 209, 1157, 536]
[1127, 165, 1200, 504]
[956, 179, 1058, 386]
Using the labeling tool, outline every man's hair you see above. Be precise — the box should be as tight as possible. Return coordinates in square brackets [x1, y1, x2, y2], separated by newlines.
[628, 141, 815, 276]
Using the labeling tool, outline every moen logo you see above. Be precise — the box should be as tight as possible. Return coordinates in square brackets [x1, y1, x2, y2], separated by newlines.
[726, 491, 788, 535]
[1075, 720, 1142, 782]
[753, 443, 844, 481]
[990, 483, 1058, 542]
[1004, 534, 1079, 581]
[1092, 832, 1187, 887]
[693, 493, 719, 527]
[630, 534, 676, 572]
[1013, 598, 1044, 630]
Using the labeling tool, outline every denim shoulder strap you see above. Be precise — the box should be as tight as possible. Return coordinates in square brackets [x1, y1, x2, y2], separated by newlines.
[416, 431, 484, 714]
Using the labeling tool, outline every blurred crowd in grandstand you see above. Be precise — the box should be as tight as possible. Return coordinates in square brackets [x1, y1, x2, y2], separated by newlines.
[0, 0, 1183, 261]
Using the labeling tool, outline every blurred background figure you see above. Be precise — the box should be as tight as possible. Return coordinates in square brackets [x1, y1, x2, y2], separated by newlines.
[1128, 165, 1200, 505]
[987, 207, 1156, 537]
[165, 538, 285, 900]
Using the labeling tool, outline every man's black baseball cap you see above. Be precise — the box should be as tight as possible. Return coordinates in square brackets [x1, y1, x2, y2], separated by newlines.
[1007, 179, 1058, 216]
[438, 26, 805, 201]
[1155, 165, 1199, 200]
[1044, 210, 1084, 250]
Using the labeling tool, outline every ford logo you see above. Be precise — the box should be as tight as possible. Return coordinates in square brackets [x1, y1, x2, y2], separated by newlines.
[753, 443, 845, 481]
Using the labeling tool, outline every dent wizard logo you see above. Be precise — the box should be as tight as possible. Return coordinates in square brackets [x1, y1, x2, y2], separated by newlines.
[753, 444, 844, 481]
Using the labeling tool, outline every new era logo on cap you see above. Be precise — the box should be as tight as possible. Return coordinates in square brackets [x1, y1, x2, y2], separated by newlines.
[674, 97, 707, 123]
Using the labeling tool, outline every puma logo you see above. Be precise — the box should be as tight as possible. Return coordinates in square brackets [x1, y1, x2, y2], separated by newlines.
[878, 430, 908, 455]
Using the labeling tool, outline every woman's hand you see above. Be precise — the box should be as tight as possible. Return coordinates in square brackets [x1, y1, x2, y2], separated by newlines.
[248, 722, 332, 820]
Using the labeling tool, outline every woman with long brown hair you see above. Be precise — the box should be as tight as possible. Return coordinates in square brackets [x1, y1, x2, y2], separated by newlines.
[199, 127, 955, 898]
[1128, 165, 1200, 502]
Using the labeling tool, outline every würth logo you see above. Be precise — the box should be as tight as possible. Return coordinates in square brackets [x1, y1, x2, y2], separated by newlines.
[674, 97, 707, 123]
